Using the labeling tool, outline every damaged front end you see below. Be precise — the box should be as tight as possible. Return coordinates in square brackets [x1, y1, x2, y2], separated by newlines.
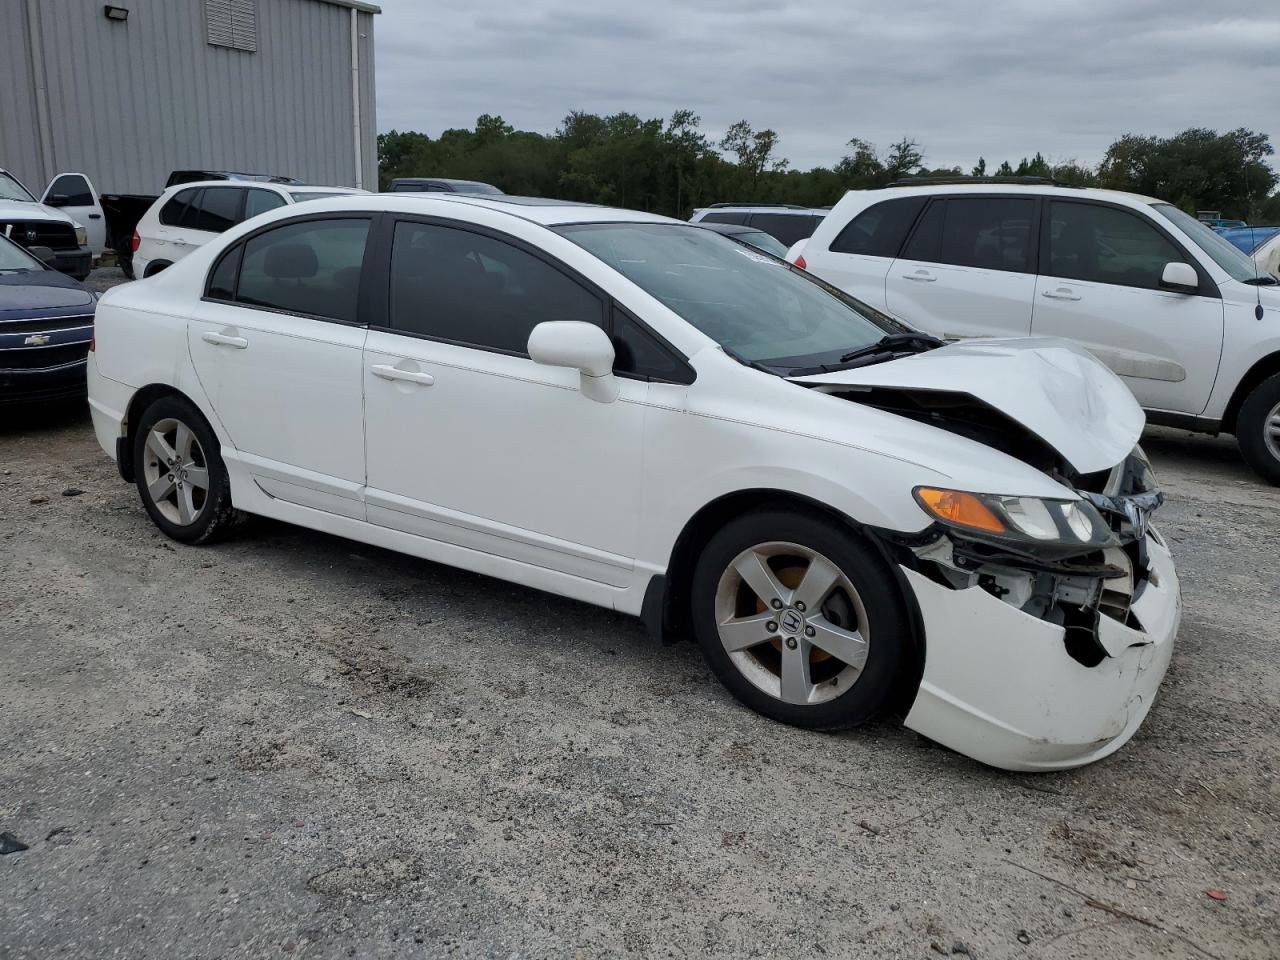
[881, 447, 1166, 668]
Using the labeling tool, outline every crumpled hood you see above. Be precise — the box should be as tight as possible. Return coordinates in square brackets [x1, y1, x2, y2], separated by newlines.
[789, 338, 1145, 475]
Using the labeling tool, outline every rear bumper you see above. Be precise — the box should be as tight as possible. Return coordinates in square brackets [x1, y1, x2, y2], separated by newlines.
[901, 532, 1180, 771]
[86, 352, 133, 472]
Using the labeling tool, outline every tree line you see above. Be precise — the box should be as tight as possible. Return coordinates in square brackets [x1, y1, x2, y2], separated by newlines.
[378, 113, 1280, 223]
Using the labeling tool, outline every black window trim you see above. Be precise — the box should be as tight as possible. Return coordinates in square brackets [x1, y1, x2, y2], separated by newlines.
[1037, 196, 1221, 300]
[201, 210, 381, 327]
[897, 193, 1043, 276]
[366, 213, 696, 383]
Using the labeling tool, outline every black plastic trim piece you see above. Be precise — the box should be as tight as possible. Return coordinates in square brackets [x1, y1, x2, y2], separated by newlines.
[116, 435, 134, 482]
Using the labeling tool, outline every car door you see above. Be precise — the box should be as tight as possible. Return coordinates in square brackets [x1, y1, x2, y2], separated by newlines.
[41, 173, 105, 257]
[809, 196, 928, 312]
[188, 214, 372, 517]
[361, 216, 647, 586]
[885, 196, 1038, 339]
[1031, 199, 1224, 414]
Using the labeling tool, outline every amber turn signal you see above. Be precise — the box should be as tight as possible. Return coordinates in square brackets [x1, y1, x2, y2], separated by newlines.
[914, 487, 1007, 534]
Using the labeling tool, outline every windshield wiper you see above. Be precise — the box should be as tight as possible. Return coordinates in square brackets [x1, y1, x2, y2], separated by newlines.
[839, 332, 944, 364]
[1243, 275, 1277, 286]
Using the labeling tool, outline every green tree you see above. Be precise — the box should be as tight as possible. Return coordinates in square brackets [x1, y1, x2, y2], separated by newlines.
[884, 138, 924, 181]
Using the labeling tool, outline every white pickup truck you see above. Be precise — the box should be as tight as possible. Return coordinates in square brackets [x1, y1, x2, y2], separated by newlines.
[0, 167, 96, 280]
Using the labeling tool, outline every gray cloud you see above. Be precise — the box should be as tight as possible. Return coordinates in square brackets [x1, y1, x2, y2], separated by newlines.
[373, 0, 1280, 171]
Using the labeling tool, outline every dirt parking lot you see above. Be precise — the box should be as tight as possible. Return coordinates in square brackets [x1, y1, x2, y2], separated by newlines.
[2, 271, 1277, 959]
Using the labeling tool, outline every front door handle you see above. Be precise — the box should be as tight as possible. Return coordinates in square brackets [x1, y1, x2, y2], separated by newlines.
[1041, 287, 1082, 301]
[87, 213, 102, 220]
[201, 331, 248, 349]
[371, 364, 434, 386]
[901, 271, 936, 282]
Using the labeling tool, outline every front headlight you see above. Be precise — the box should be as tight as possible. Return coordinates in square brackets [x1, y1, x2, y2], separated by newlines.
[914, 486, 1115, 548]
[74, 225, 88, 246]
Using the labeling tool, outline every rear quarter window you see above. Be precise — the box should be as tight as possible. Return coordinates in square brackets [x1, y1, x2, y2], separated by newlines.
[830, 197, 927, 257]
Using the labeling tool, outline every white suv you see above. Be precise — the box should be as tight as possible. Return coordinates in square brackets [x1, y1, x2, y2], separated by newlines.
[132, 181, 367, 279]
[793, 182, 1280, 482]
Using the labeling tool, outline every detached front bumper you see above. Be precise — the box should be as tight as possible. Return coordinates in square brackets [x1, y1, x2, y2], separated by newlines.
[900, 532, 1180, 771]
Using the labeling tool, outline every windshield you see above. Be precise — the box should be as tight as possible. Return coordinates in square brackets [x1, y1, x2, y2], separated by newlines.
[557, 222, 905, 369]
[0, 235, 43, 271]
[1153, 204, 1261, 282]
[0, 172, 36, 202]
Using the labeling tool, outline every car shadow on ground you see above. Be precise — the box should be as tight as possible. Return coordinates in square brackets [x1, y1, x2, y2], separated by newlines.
[1141, 425, 1259, 486]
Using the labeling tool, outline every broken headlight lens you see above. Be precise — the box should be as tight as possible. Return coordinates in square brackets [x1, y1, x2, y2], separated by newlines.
[914, 487, 1115, 547]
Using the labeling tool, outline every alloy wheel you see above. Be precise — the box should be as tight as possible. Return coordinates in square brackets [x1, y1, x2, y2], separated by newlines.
[713, 541, 870, 706]
[141, 417, 210, 526]
[1266, 400, 1280, 463]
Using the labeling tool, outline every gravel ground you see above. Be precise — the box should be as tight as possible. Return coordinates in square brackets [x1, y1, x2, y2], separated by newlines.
[1, 271, 1277, 959]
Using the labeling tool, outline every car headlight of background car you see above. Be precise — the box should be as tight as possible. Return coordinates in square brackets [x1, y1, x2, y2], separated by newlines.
[914, 486, 1116, 549]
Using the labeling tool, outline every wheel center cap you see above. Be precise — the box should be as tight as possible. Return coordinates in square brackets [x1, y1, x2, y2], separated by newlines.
[779, 608, 804, 635]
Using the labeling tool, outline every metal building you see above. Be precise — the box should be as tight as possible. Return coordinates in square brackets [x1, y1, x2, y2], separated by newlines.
[2, 0, 380, 195]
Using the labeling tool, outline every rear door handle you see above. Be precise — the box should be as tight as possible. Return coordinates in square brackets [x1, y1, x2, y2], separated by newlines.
[1041, 288, 1081, 301]
[87, 213, 102, 220]
[371, 364, 434, 386]
[201, 331, 248, 349]
[901, 271, 936, 282]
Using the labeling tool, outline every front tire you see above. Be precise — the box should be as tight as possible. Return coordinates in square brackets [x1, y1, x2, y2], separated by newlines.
[690, 507, 910, 730]
[132, 395, 240, 544]
[1236, 374, 1280, 485]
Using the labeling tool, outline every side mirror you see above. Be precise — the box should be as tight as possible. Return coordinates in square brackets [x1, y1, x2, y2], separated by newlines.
[45, 194, 70, 207]
[527, 321, 619, 403]
[26, 245, 56, 265]
[1160, 261, 1199, 294]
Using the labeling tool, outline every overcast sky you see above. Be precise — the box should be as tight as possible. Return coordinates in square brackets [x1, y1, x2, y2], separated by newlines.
[373, 0, 1280, 172]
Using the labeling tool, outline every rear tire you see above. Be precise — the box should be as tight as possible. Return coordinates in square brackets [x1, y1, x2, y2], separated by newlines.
[1236, 374, 1280, 485]
[690, 507, 910, 730]
[132, 395, 240, 544]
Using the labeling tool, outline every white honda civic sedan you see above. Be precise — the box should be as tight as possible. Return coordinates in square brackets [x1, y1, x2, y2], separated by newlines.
[86, 194, 1181, 771]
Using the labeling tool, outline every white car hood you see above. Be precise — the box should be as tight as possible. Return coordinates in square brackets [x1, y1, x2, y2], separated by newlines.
[790, 338, 1144, 475]
[0, 198, 76, 224]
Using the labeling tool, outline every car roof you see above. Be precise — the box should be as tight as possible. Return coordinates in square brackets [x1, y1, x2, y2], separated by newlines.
[162, 180, 360, 195]
[260, 192, 680, 227]
[840, 183, 1165, 206]
[692, 221, 764, 235]
[695, 204, 827, 215]
[391, 177, 496, 187]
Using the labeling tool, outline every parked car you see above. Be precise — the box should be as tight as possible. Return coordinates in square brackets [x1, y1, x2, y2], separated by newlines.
[387, 178, 504, 195]
[689, 203, 827, 248]
[86, 193, 1179, 772]
[0, 234, 96, 402]
[132, 181, 368, 278]
[1219, 225, 1280, 254]
[0, 167, 93, 280]
[789, 181, 1280, 483]
[1255, 231, 1280, 281]
[691, 220, 790, 257]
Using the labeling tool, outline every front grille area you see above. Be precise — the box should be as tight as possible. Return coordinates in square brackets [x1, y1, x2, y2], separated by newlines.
[1, 314, 94, 334]
[0, 220, 78, 250]
[0, 342, 90, 370]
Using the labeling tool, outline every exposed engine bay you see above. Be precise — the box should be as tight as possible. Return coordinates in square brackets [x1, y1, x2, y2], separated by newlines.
[843, 386, 1167, 668]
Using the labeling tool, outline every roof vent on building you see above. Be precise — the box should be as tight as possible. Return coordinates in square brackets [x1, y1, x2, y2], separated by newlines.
[206, 0, 258, 53]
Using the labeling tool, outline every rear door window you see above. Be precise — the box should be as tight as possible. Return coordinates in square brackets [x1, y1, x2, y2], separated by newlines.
[194, 187, 244, 233]
[234, 217, 371, 323]
[902, 197, 1036, 273]
[159, 188, 200, 227]
[700, 211, 748, 225]
[748, 212, 821, 247]
[830, 197, 927, 256]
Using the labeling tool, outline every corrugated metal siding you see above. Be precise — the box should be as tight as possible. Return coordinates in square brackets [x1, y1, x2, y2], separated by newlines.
[0, 3, 48, 194]
[3, 0, 376, 195]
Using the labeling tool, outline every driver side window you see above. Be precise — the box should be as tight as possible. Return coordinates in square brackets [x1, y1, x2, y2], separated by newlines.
[385, 220, 605, 354]
[1046, 201, 1187, 291]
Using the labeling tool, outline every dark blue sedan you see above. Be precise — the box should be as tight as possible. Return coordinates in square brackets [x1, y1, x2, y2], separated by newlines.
[0, 234, 97, 403]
